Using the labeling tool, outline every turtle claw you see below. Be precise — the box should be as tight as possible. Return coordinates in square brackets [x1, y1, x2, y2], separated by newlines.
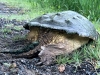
[38, 44, 66, 65]
[39, 53, 55, 65]
[38, 47, 55, 65]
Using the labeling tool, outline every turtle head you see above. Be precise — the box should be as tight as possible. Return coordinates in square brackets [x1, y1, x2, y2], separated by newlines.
[27, 27, 39, 42]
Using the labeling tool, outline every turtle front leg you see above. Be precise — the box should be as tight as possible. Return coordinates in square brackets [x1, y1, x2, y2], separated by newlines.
[38, 36, 89, 65]
[38, 43, 67, 65]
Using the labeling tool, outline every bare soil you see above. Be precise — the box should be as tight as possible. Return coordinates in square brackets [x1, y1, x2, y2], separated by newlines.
[0, 3, 99, 75]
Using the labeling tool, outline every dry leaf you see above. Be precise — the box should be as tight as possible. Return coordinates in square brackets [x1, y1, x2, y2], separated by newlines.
[58, 64, 66, 72]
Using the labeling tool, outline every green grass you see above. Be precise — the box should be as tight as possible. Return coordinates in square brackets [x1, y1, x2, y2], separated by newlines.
[1, 27, 12, 34]
[0, 24, 13, 34]
[0, 0, 45, 21]
[0, 0, 55, 21]
[29, 0, 100, 21]
[94, 22, 100, 34]
[12, 35, 27, 41]
[0, 0, 99, 21]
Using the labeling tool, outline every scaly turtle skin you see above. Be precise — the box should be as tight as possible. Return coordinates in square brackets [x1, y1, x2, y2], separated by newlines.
[1, 10, 99, 65]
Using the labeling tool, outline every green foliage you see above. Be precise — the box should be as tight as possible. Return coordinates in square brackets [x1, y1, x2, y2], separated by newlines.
[78, 0, 100, 21]
[12, 35, 26, 41]
[56, 55, 73, 64]
[56, 52, 82, 64]
[93, 22, 100, 34]
[29, 0, 100, 21]
[1, 0, 99, 21]
[13, 26, 24, 31]
[1, 27, 12, 34]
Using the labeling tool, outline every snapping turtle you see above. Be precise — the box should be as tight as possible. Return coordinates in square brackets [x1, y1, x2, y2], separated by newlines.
[22, 10, 98, 64]
[1, 10, 99, 65]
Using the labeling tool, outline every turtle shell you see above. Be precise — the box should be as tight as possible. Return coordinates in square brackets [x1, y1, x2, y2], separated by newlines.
[24, 10, 98, 40]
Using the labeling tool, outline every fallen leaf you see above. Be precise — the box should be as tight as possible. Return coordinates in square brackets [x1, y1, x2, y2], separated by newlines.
[58, 64, 66, 72]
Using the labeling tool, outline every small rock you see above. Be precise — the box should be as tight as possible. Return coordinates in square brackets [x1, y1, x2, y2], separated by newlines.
[58, 64, 66, 73]
[9, 62, 17, 68]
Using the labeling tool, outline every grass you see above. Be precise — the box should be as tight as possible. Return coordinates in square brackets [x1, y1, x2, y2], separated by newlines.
[1, 27, 12, 33]
[0, 0, 100, 68]
[12, 35, 27, 41]
[0, 0, 55, 21]
[28, 0, 100, 21]
[1, 0, 99, 21]
[94, 22, 100, 34]
[0, 24, 12, 34]
[0, 0, 46, 21]
[13, 26, 24, 31]
[0, 24, 24, 33]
